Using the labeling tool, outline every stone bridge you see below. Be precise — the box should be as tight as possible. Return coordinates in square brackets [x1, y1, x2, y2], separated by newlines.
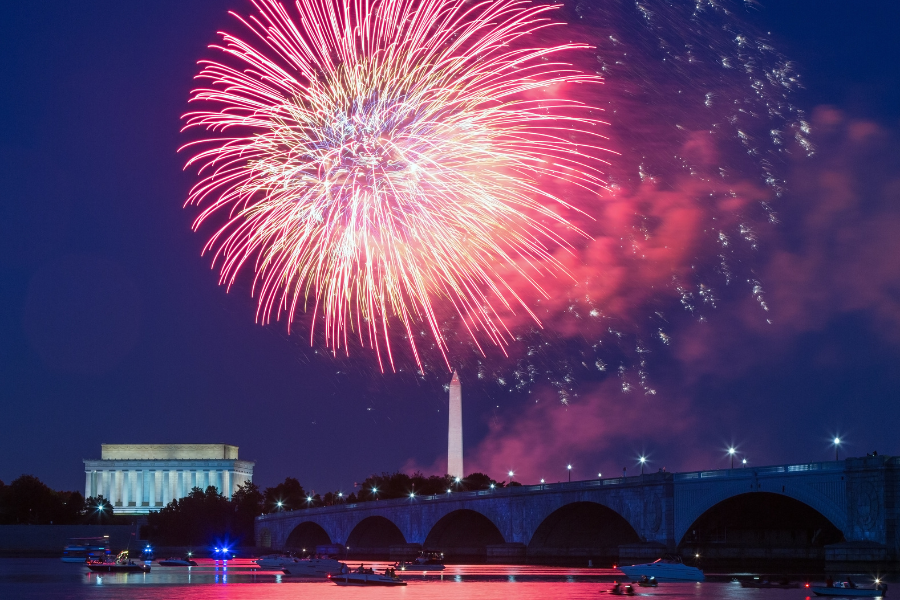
[256, 456, 899, 568]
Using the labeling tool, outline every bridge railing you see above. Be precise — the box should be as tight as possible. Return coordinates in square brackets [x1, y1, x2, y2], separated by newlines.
[256, 460, 846, 520]
[257, 474, 672, 518]
[673, 460, 844, 481]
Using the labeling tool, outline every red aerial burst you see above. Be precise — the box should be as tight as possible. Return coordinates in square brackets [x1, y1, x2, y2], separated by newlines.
[182, 0, 610, 369]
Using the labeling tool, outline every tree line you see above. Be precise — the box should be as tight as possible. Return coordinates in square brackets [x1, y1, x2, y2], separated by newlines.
[0, 475, 116, 525]
[148, 471, 515, 546]
[2, 471, 515, 546]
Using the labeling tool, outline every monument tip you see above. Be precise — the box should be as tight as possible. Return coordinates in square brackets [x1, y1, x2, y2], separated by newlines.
[450, 370, 460, 385]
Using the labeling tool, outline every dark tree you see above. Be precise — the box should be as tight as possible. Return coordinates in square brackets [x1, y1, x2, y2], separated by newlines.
[83, 495, 113, 524]
[460, 472, 501, 491]
[58, 491, 85, 523]
[147, 486, 233, 546]
[263, 477, 307, 512]
[0, 475, 84, 524]
[354, 472, 459, 502]
[413, 473, 455, 496]
[231, 481, 264, 542]
[321, 491, 343, 506]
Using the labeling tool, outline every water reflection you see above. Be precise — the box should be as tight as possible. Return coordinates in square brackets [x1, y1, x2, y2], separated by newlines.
[0, 558, 853, 600]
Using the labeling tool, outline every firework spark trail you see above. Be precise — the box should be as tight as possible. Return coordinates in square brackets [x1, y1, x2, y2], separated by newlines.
[182, 0, 611, 369]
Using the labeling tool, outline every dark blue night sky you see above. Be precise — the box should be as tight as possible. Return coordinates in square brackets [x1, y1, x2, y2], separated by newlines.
[1, 0, 899, 495]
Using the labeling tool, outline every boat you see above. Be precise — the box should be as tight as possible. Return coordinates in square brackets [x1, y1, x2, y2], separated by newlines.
[329, 565, 406, 586]
[637, 575, 658, 587]
[254, 553, 301, 570]
[740, 578, 800, 589]
[281, 556, 346, 577]
[61, 536, 110, 563]
[397, 552, 445, 571]
[618, 557, 704, 582]
[609, 582, 636, 595]
[157, 556, 198, 566]
[87, 551, 151, 573]
[812, 581, 887, 597]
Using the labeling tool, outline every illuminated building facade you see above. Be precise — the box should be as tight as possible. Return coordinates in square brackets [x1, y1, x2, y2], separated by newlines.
[83, 444, 254, 515]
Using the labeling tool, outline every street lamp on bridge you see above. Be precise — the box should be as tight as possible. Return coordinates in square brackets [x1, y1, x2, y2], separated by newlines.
[728, 447, 737, 469]
[833, 437, 841, 461]
[567, 464, 572, 482]
[639, 456, 647, 475]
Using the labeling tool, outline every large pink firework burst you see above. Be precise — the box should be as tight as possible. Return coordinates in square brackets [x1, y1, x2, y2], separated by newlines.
[182, 0, 610, 369]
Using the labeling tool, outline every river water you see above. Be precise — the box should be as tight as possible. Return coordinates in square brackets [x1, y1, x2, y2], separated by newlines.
[0, 558, 850, 599]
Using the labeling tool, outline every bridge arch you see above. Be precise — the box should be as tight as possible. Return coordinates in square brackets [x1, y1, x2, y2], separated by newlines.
[675, 478, 848, 544]
[346, 516, 406, 559]
[528, 501, 641, 565]
[424, 509, 504, 562]
[679, 492, 845, 570]
[285, 521, 331, 552]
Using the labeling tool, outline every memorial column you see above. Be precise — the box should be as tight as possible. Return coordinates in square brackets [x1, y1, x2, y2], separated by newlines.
[154, 471, 162, 506]
[85, 471, 92, 499]
[126, 471, 134, 507]
[120, 471, 128, 507]
[136, 470, 144, 507]
[161, 471, 169, 504]
[170, 471, 178, 503]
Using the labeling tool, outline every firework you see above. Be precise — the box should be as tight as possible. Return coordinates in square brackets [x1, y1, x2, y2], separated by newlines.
[182, 0, 609, 369]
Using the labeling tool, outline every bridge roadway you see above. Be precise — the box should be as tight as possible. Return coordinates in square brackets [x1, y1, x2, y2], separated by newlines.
[256, 455, 899, 566]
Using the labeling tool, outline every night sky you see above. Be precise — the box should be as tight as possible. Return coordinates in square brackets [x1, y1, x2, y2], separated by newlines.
[1, 0, 899, 496]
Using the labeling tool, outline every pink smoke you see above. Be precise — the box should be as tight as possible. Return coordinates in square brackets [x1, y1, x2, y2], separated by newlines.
[408, 109, 900, 478]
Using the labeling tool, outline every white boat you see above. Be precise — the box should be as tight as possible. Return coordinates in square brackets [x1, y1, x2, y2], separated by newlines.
[61, 537, 109, 563]
[86, 551, 151, 573]
[329, 566, 406, 586]
[812, 582, 886, 597]
[618, 558, 704, 582]
[157, 557, 198, 566]
[397, 552, 445, 571]
[254, 554, 301, 570]
[282, 556, 346, 577]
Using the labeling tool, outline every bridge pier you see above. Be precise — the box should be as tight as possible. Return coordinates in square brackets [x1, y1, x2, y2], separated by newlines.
[486, 543, 526, 564]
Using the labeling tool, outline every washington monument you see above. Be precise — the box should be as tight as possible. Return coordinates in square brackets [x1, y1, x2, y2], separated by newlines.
[448, 371, 463, 479]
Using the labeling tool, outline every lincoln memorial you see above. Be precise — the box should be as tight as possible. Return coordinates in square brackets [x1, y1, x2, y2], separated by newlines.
[83, 444, 255, 515]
